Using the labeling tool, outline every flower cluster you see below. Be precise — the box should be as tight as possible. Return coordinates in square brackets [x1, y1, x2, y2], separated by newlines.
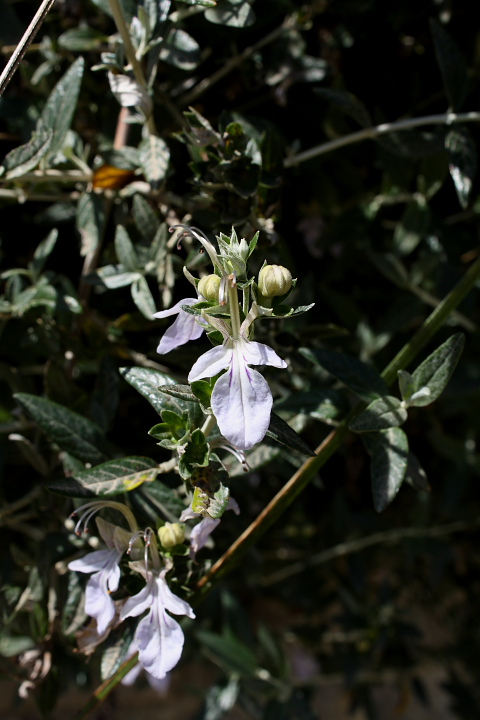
[68, 502, 195, 682]
[153, 227, 308, 452]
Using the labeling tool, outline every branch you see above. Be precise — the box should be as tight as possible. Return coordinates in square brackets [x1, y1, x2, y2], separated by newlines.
[0, 0, 57, 96]
[262, 518, 480, 586]
[284, 111, 480, 167]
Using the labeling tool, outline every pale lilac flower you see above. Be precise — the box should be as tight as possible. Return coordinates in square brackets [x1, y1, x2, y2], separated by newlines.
[180, 498, 240, 558]
[188, 318, 286, 450]
[121, 640, 171, 694]
[154, 297, 204, 354]
[68, 518, 130, 635]
[120, 569, 195, 679]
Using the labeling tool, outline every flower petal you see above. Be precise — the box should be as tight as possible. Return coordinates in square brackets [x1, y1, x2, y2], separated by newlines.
[120, 581, 153, 620]
[69, 548, 117, 575]
[211, 349, 273, 450]
[155, 298, 204, 354]
[135, 603, 185, 679]
[190, 517, 220, 557]
[242, 340, 287, 369]
[188, 344, 232, 382]
[153, 297, 197, 319]
[158, 576, 195, 619]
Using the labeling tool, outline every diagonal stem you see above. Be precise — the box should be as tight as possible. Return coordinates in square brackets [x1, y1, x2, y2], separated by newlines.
[0, 0, 57, 96]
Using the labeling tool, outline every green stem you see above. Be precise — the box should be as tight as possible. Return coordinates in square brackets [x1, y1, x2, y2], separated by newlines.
[73, 252, 480, 717]
[201, 413, 217, 438]
[228, 280, 242, 340]
[107, 0, 157, 137]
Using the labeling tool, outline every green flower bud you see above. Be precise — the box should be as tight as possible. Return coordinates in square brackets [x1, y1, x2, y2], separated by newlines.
[158, 522, 185, 548]
[258, 265, 292, 298]
[198, 274, 221, 303]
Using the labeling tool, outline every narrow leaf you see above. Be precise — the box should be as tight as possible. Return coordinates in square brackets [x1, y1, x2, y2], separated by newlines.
[48, 457, 159, 497]
[114, 225, 139, 271]
[30, 229, 58, 277]
[3, 130, 53, 178]
[120, 367, 202, 423]
[349, 396, 408, 432]
[38, 57, 85, 157]
[131, 275, 157, 318]
[365, 427, 409, 512]
[158, 384, 198, 402]
[301, 347, 388, 402]
[14, 393, 107, 464]
[410, 333, 465, 406]
[430, 18, 468, 111]
[139, 135, 169, 186]
[266, 412, 315, 457]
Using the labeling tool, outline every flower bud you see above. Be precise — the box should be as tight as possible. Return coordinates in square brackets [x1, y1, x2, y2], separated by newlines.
[198, 274, 221, 303]
[158, 522, 185, 548]
[258, 265, 292, 298]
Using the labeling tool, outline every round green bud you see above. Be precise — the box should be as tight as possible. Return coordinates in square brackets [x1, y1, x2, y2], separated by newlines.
[158, 522, 185, 548]
[198, 274, 221, 303]
[258, 265, 292, 298]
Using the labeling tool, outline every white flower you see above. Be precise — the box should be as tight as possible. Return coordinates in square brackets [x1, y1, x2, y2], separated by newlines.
[120, 569, 195, 679]
[68, 518, 130, 635]
[180, 498, 240, 558]
[154, 297, 204, 354]
[188, 319, 286, 450]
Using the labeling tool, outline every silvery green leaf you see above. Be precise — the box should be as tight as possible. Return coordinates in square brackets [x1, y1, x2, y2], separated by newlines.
[108, 72, 152, 115]
[131, 275, 157, 318]
[349, 395, 408, 432]
[301, 347, 388, 402]
[48, 456, 159, 497]
[90, 264, 139, 289]
[38, 57, 84, 158]
[365, 427, 409, 512]
[30, 229, 58, 278]
[397, 369, 415, 404]
[114, 225, 139, 271]
[139, 134, 170, 185]
[159, 385, 199, 402]
[205, 0, 255, 27]
[160, 28, 201, 70]
[2, 129, 53, 178]
[14, 393, 107, 465]
[266, 412, 315, 457]
[58, 28, 108, 51]
[120, 367, 202, 425]
[76, 192, 106, 257]
[409, 333, 465, 407]
[133, 194, 159, 242]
